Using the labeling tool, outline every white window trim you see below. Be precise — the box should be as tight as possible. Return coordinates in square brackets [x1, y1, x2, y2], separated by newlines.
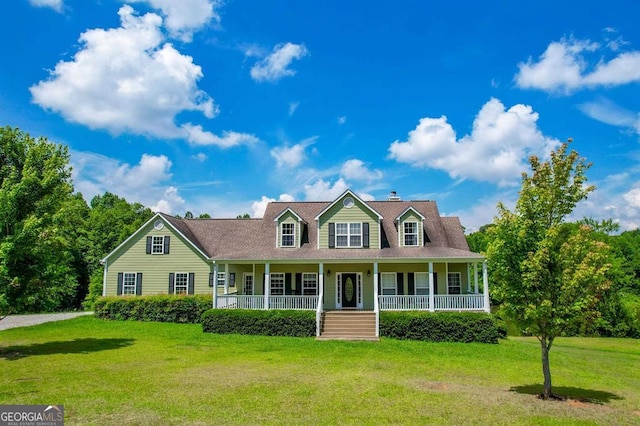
[174, 272, 189, 295]
[243, 273, 254, 295]
[123, 272, 137, 295]
[404, 221, 419, 246]
[335, 222, 363, 248]
[302, 273, 318, 296]
[217, 272, 226, 287]
[415, 272, 429, 295]
[380, 272, 397, 296]
[151, 235, 164, 254]
[281, 222, 296, 247]
[270, 272, 285, 296]
[447, 272, 462, 295]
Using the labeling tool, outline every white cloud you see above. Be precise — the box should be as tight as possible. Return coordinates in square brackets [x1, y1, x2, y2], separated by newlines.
[193, 153, 208, 162]
[251, 194, 295, 218]
[128, 0, 220, 42]
[515, 36, 640, 93]
[337, 116, 347, 125]
[183, 124, 259, 147]
[29, 0, 63, 12]
[30, 5, 226, 142]
[288, 101, 300, 116]
[340, 159, 383, 182]
[388, 98, 560, 187]
[71, 150, 185, 214]
[303, 178, 350, 201]
[577, 98, 640, 134]
[270, 136, 317, 168]
[250, 42, 309, 82]
[624, 188, 640, 208]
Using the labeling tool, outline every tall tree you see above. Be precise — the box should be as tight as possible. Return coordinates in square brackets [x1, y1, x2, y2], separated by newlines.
[487, 141, 612, 399]
[0, 126, 79, 314]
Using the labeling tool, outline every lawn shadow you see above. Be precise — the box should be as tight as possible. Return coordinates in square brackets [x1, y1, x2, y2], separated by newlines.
[0, 338, 135, 360]
[510, 384, 623, 404]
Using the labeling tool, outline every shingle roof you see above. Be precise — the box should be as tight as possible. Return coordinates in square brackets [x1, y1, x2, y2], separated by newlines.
[160, 199, 482, 262]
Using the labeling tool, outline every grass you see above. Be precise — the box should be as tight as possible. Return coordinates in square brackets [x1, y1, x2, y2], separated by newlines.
[1, 317, 639, 425]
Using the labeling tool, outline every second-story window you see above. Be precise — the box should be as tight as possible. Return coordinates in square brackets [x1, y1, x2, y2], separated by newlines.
[151, 236, 164, 254]
[281, 223, 295, 247]
[336, 222, 362, 248]
[404, 222, 418, 246]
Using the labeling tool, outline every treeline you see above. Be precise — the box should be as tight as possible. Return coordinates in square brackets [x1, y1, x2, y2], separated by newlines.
[0, 126, 155, 315]
[467, 222, 640, 337]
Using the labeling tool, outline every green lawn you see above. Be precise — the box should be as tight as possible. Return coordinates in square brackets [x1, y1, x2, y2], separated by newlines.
[1, 317, 639, 425]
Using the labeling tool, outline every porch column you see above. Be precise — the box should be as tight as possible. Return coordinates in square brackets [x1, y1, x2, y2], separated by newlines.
[474, 263, 479, 294]
[373, 262, 379, 338]
[482, 261, 490, 313]
[428, 262, 435, 312]
[264, 263, 270, 310]
[223, 263, 229, 294]
[318, 263, 324, 304]
[212, 263, 219, 308]
[102, 259, 108, 297]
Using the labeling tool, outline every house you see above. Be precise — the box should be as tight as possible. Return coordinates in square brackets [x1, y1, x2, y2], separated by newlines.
[101, 189, 489, 339]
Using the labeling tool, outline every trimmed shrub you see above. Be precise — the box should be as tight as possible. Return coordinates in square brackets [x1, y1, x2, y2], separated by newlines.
[94, 295, 211, 324]
[201, 309, 315, 337]
[380, 311, 503, 343]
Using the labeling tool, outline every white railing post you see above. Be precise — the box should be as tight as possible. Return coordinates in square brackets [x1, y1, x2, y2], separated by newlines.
[428, 262, 435, 312]
[374, 262, 379, 337]
[483, 260, 490, 313]
[264, 263, 270, 310]
[212, 263, 218, 308]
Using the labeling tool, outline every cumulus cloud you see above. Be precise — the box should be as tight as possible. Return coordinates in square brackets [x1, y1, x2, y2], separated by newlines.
[515, 35, 640, 93]
[29, 0, 63, 12]
[577, 98, 640, 134]
[251, 194, 295, 217]
[72, 150, 185, 214]
[340, 159, 383, 182]
[129, 0, 220, 42]
[29, 5, 249, 145]
[270, 136, 317, 168]
[388, 98, 560, 186]
[250, 42, 309, 82]
[624, 188, 640, 208]
[303, 178, 351, 201]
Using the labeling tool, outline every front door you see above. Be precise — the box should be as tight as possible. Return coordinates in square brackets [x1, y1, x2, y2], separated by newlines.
[341, 273, 357, 308]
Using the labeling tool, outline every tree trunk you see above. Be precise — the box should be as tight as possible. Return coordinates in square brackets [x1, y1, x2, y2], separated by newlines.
[540, 336, 552, 399]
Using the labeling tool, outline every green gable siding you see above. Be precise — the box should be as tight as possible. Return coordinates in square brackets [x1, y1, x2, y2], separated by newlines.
[317, 195, 380, 249]
[105, 220, 212, 296]
[276, 211, 301, 248]
[398, 210, 423, 246]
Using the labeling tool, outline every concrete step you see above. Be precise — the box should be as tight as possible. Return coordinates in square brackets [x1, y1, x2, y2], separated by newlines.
[319, 311, 378, 341]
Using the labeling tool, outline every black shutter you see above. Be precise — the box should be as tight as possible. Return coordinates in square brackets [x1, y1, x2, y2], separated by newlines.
[377, 273, 381, 294]
[168, 273, 175, 294]
[117, 273, 123, 295]
[363, 222, 369, 248]
[263, 273, 267, 294]
[433, 272, 438, 295]
[163, 236, 170, 254]
[295, 273, 302, 296]
[208, 272, 214, 287]
[136, 273, 143, 295]
[397, 272, 404, 295]
[285, 273, 292, 295]
[328, 223, 335, 248]
[146, 236, 152, 254]
[408, 273, 415, 295]
[188, 273, 195, 295]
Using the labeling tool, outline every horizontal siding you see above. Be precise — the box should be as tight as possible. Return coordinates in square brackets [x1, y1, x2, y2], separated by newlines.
[105, 221, 212, 296]
[399, 210, 423, 246]
[276, 212, 300, 248]
[318, 195, 379, 249]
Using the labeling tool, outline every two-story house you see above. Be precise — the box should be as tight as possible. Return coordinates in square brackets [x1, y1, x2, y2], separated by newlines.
[101, 190, 489, 338]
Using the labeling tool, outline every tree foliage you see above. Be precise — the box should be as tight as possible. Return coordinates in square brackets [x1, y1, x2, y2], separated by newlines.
[487, 141, 612, 399]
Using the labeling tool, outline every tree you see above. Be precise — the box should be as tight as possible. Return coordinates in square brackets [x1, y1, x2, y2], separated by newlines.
[198, 213, 211, 219]
[236, 213, 250, 219]
[487, 141, 612, 399]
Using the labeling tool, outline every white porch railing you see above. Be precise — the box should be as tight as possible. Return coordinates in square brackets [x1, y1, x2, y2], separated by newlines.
[433, 294, 485, 311]
[269, 295, 318, 310]
[216, 295, 264, 309]
[378, 295, 431, 311]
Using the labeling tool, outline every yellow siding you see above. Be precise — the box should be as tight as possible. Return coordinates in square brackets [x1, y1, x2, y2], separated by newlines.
[105, 219, 212, 296]
[317, 194, 380, 249]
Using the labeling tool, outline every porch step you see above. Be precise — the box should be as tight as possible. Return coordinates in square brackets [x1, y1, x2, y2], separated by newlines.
[317, 311, 378, 341]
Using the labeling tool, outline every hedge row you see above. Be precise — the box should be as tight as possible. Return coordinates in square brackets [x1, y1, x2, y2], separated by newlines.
[94, 295, 211, 324]
[202, 309, 316, 337]
[380, 311, 506, 343]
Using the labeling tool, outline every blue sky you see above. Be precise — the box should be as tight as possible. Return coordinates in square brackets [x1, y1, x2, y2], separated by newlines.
[2, 0, 640, 231]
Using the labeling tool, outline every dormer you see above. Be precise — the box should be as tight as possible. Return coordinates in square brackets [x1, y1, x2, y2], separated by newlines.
[314, 190, 382, 249]
[396, 206, 425, 247]
[274, 208, 306, 248]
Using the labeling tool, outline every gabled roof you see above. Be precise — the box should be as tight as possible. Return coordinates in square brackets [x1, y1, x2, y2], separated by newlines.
[313, 189, 382, 221]
[395, 206, 426, 222]
[274, 207, 306, 223]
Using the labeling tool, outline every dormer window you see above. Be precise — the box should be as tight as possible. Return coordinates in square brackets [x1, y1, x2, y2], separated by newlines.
[336, 223, 362, 248]
[404, 222, 418, 246]
[281, 223, 295, 247]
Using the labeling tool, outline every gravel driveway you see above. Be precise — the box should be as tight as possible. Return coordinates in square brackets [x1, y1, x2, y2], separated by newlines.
[0, 312, 93, 331]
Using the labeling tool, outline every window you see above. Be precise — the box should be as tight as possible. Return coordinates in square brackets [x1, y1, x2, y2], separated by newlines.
[448, 272, 461, 294]
[270, 273, 285, 295]
[123, 273, 137, 295]
[243, 273, 254, 295]
[415, 272, 429, 295]
[151, 236, 164, 254]
[335, 222, 362, 248]
[381, 273, 396, 295]
[174, 273, 188, 295]
[302, 273, 318, 295]
[281, 223, 295, 247]
[217, 272, 226, 287]
[404, 222, 418, 246]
